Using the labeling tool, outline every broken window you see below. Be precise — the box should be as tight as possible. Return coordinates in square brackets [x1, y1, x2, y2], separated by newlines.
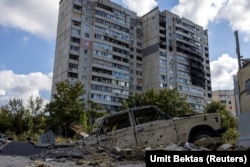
[245, 79, 250, 93]
[133, 107, 168, 125]
[100, 112, 131, 134]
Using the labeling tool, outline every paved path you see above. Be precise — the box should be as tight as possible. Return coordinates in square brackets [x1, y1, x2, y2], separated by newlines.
[1, 141, 44, 155]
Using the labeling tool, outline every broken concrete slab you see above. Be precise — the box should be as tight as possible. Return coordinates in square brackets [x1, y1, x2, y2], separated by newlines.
[216, 143, 234, 151]
[70, 123, 89, 138]
[183, 142, 199, 151]
[164, 143, 186, 151]
[193, 137, 225, 150]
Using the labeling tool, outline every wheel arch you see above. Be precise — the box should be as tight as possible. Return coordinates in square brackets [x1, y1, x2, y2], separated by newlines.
[188, 124, 216, 142]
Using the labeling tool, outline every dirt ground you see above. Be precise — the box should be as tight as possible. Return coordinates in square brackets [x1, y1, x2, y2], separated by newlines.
[0, 155, 145, 167]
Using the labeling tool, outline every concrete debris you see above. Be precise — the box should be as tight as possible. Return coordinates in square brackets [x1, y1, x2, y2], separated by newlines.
[111, 146, 122, 155]
[26, 160, 57, 167]
[183, 142, 199, 151]
[163, 143, 185, 151]
[75, 152, 115, 166]
[193, 137, 224, 150]
[1, 137, 250, 167]
[216, 143, 235, 151]
[70, 122, 89, 138]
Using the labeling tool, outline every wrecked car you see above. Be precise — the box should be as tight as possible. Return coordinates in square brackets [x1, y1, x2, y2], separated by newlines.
[85, 106, 225, 149]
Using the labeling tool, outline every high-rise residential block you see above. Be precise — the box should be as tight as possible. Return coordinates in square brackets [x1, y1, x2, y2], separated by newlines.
[141, 8, 211, 112]
[52, 0, 211, 112]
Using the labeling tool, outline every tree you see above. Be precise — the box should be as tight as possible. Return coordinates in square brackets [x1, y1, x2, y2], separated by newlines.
[0, 107, 13, 133]
[204, 101, 237, 129]
[84, 100, 107, 133]
[121, 88, 192, 117]
[204, 101, 226, 114]
[204, 101, 238, 143]
[45, 80, 85, 137]
[0, 96, 48, 138]
[26, 96, 47, 134]
[1, 98, 30, 135]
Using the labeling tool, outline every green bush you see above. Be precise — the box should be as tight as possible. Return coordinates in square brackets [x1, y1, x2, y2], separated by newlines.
[222, 128, 239, 144]
[17, 132, 39, 142]
[205, 101, 239, 144]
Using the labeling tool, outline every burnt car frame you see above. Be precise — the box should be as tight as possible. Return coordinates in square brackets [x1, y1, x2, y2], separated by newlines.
[86, 106, 225, 149]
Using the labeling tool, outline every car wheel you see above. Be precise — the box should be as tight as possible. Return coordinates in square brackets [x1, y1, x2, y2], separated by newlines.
[191, 131, 215, 143]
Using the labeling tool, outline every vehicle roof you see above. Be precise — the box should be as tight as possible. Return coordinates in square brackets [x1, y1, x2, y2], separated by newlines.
[90, 105, 166, 134]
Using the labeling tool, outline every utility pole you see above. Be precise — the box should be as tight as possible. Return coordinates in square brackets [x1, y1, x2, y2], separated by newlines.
[234, 31, 242, 70]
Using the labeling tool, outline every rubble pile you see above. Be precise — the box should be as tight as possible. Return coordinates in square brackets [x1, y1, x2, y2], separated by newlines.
[1, 137, 249, 167]
[30, 142, 137, 166]
[139, 137, 249, 152]
[27, 137, 249, 166]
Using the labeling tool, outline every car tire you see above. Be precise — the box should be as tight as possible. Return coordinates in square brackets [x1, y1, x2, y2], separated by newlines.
[191, 131, 215, 143]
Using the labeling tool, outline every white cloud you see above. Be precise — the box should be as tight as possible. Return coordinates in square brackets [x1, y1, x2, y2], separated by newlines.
[22, 36, 30, 42]
[0, 89, 5, 96]
[0, 0, 59, 40]
[0, 70, 52, 106]
[0, 0, 249, 42]
[171, 0, 226, 28]
[122, 0, 158, 16]
[171, 0, 250, 40]
[210, 54, 238, 90]
[218, 0, 250, 42]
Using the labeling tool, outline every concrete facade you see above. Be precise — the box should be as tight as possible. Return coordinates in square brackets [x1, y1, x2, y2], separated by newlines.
[52, 0, 211, 112]
[234, 61, 250, 147]
[141, 8, 211, 112]
[53, 0, 137, 112]
[237, 62, 250, 113]
[212, 90, 236, 116]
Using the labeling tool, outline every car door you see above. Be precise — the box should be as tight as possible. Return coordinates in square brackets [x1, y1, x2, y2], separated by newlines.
[132, 107, 178, 148]
[97, 111, 137, 149]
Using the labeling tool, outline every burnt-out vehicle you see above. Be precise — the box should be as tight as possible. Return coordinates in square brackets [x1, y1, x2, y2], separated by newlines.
[85, 106, 225, 149]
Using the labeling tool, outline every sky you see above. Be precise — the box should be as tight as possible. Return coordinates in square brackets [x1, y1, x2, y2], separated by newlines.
[0, 0, 250, 106]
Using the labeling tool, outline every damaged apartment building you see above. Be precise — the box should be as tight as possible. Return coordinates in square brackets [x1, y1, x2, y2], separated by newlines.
[52, 0, 212, 112]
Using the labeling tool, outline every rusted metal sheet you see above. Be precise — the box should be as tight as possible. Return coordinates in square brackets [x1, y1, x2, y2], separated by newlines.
[39, 130, 55, 144]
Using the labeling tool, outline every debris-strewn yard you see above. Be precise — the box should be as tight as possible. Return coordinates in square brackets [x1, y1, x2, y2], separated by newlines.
[0, 137, 249, 167]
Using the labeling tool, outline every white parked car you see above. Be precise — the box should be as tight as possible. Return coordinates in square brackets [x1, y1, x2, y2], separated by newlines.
[0, 134, 9, 144]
